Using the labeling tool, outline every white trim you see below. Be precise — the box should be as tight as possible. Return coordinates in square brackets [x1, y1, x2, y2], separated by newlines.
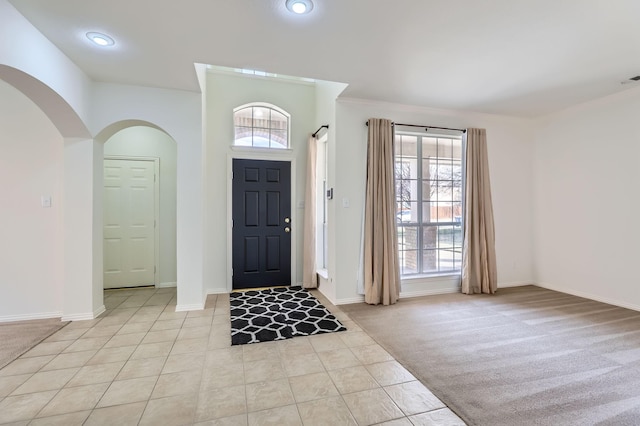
[62, 304, 105, 322]
[334, 286, 462, 306]
[206, 287, 229, 295]
[227, 152, 297, 293]
[157, 281, 177, 288]
[0, 311, 64, 323]
[230, 146, 294, 158]
[207, 65, 316, 86]
[399, 287, 460, 299]
[400, 273, 462, 283]
[498, 281, 532, 288]
[335, 296, 365, 305]
[535, 282, 640, 313]
[175, 303, 205, 312]
[93, 305, 106, 319]
[104, 156, 161, 288]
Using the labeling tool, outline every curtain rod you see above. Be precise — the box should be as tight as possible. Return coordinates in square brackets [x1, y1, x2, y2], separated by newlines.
[365, 121, 466, 133]
[312, 124, 329, 138]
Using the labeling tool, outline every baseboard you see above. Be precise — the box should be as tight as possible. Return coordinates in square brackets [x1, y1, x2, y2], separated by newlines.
[498, 281, 532, 288]
[400, 287, 460, 298]
[0, 311, 63, 323]
[175, 303, 205, 312]
[535, 282, 640, 313]
[93, 305, 106, 319]
[317, 281, 337, 305]
[157, 282, 177, 288]
[205, 287, 229, 295]
[62, 304, 105, 322]
[335, 287, 463, 306]
[335, 296, 365, 305]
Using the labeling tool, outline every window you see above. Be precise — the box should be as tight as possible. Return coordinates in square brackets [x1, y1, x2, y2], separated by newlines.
[395, 132, 463, 276]
[233, 103, 290, 149]
[316, 134, 329, 270]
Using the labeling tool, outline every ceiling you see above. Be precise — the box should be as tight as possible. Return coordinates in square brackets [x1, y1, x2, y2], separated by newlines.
[8, 0, 640, 117]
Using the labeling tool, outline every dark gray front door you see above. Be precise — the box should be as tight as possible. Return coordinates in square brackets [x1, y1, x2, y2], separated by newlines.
[232, 159, 292, 289]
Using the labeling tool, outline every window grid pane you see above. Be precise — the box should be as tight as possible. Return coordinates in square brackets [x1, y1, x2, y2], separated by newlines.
[397, 133, 463, 277]
[233, 105, 289, 148]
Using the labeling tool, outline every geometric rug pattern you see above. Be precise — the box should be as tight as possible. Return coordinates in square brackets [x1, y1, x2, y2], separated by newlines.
[230, 286, 346, 345]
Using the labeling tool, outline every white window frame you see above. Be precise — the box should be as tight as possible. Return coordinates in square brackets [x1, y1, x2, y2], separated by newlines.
[232, 102, 291, 149]
[315, 133, 329, 272]
[395, 130, 464, 278]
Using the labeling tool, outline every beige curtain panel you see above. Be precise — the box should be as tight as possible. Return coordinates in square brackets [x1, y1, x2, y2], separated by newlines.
[302, 135, 318, 288]
[462, 128, 498, 294]
[363, 118, 400, 305]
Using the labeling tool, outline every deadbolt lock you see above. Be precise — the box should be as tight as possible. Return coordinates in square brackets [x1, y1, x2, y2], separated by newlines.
[284, 217, 290, 223]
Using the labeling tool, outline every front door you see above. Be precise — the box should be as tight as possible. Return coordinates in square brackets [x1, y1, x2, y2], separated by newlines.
[232, 159, 292, 289]
[103, 158, 156, 289]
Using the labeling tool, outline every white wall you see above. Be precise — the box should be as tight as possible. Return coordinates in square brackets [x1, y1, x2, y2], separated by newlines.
[331, 98, 535, 303]
[104, 126, 177, 287]
[0, 79, 64, 320]
[532, 86, 640, 311]
[204, 71, 316, 293]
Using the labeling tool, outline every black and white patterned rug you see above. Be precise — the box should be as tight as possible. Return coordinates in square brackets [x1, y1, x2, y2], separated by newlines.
[230, 286, 346, 345]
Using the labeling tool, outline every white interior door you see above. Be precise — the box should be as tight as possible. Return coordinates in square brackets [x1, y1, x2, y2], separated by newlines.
[104, 158, 156, 289]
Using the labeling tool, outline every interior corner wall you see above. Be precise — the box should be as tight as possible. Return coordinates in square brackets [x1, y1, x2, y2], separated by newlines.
[532, 87, 640, 311]
[204, 72, 316, 293]
[104, 126, 178, 287]
[332, 99, 535, 303]
[0, 79, 64, 320]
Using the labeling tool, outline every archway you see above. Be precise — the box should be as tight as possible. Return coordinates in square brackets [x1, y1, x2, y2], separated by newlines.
[97, 121, 178, 295]
[0, 66, 98, 321]
[0, 65, 90, 139]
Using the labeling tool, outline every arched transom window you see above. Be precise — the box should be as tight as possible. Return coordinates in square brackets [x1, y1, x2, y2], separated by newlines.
[233, 103, 290, 149]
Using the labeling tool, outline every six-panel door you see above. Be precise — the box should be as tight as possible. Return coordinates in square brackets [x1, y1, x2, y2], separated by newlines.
[232, 159, 292, 289]
[103, 158, 156, 288]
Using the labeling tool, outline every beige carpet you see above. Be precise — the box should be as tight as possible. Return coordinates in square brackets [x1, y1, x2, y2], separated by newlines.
[341, 285, 640, 426]
[0, 317, 68, 370]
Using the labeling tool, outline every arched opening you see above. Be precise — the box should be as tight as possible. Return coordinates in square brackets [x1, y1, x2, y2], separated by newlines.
[0, 65, 90, 139]
[97, 121, 178, 302]
[0, 66, 93, 321]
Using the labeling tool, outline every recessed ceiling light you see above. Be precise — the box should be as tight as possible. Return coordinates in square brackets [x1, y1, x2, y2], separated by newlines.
[86, 32, 115, 47]
[286, 0, 313, 14]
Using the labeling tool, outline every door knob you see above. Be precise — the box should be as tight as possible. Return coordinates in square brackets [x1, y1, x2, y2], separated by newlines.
[284, 227, 291, 233]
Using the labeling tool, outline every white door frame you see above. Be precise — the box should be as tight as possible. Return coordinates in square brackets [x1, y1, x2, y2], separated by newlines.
[226, 148, 297, 293]
[104, 156, 160, 288]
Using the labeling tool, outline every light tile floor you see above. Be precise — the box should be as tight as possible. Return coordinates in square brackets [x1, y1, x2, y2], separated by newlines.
[0, 287, 466, 425]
